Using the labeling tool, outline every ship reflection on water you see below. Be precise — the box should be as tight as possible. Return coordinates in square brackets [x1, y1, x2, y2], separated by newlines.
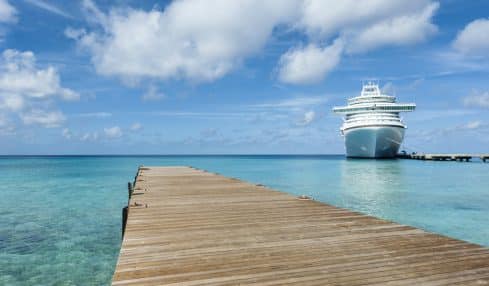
[338, 159, 407, 217]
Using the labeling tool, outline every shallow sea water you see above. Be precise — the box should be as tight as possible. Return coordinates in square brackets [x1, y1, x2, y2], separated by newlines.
[0, 155, 488, 285]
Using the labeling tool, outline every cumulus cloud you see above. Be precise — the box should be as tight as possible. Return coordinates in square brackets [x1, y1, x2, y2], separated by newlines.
[68, 0, 299, 83]
[278, 40, 343, 84]
[298, 0, 435, 39]
[0, 0, 16, 41]
[279, 0, 438, 83]
[463, 91, 489, 108]
[453, 18, 489, 57]
[345, 3, 438, 53]
[104, 126, 122, 138]
[0, 0, 16, 23]
[68, 0, 439, 86]
[0, 49, 78, 128]
[0, 49, 79, 111]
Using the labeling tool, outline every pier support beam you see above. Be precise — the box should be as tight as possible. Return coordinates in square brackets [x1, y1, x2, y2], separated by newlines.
[127, 182, 134, 200]
[121, 206, 128, 238]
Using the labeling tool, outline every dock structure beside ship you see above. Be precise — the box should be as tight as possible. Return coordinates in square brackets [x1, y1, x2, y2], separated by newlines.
[397, 153, 489, 162]
[112, 166, 489, 285]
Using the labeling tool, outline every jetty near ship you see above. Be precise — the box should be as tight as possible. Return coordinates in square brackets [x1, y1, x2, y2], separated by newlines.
[333, 82, 416, 158]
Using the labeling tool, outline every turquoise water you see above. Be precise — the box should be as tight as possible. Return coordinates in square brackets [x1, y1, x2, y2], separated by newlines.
[0, 155, 488, 285]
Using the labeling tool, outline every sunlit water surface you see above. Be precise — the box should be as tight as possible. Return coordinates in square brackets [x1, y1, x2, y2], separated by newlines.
[0, 155, 488, 285]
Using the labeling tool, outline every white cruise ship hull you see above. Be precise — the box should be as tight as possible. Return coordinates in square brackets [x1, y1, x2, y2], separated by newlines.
[343, 126, 405, 158]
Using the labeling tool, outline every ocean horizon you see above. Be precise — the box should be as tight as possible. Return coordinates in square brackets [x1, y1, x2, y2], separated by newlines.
[1, 155, 488, 285]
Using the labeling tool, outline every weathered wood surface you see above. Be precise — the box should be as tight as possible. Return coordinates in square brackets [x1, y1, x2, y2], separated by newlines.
[112, 166, 489, 285]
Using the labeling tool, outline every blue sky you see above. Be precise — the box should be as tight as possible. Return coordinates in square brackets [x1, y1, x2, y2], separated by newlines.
[0, 0, 488, 154]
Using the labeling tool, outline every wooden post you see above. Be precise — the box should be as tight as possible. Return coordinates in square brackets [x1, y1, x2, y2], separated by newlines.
[128, 182, 134, 200]
[122, 206, 128, 238]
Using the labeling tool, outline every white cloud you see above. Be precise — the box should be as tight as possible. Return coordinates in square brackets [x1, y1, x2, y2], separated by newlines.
[289, 0, 438, 84]
[414, 120, 488, 143]
[298, 0, 434, 38]
[69, 0, 299, 83]
[453, 18, 489, 57]
[346, 3, 438, 53]
[80, 0, 107, 27]
[80, 132, 99, 141]
[142, 85, 165, 102]
[20, 109, 65, 128]
[465, 120, 482, 130]
[463, 91, 489, 108]
[63, 128, 100, 141]
[129, 122, 142, 131]
[68, 0, 439, 86]
[24, 0, 73, 19]
[0, 49, 79, 111]
[104, 126, 122, 138]
[0, 49, 78, 128]
[381, 82, 395, 94]
[62, 128, 72, 139]
[64, 27, 86, 40]
[278, 40, 343, 84]
[0, 0, 16, 23]
[443, 120, 487, 134]
[297, 110, 316, 126]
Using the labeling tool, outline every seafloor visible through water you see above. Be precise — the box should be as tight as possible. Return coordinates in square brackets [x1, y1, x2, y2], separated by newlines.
[1, 155, 488, 285]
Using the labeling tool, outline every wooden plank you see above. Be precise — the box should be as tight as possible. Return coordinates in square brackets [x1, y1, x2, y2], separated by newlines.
[112, 166, 489, 285]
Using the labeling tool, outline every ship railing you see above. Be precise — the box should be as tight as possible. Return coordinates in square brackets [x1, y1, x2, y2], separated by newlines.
[333, 104, 416, 114]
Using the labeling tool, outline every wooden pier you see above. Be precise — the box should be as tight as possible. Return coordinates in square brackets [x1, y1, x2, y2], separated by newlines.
[398, 153, 489, 162]
[113, 166, 489, 285]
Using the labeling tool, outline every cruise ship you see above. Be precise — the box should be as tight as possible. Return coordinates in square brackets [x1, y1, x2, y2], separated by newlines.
[333, 83, 416, 158]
